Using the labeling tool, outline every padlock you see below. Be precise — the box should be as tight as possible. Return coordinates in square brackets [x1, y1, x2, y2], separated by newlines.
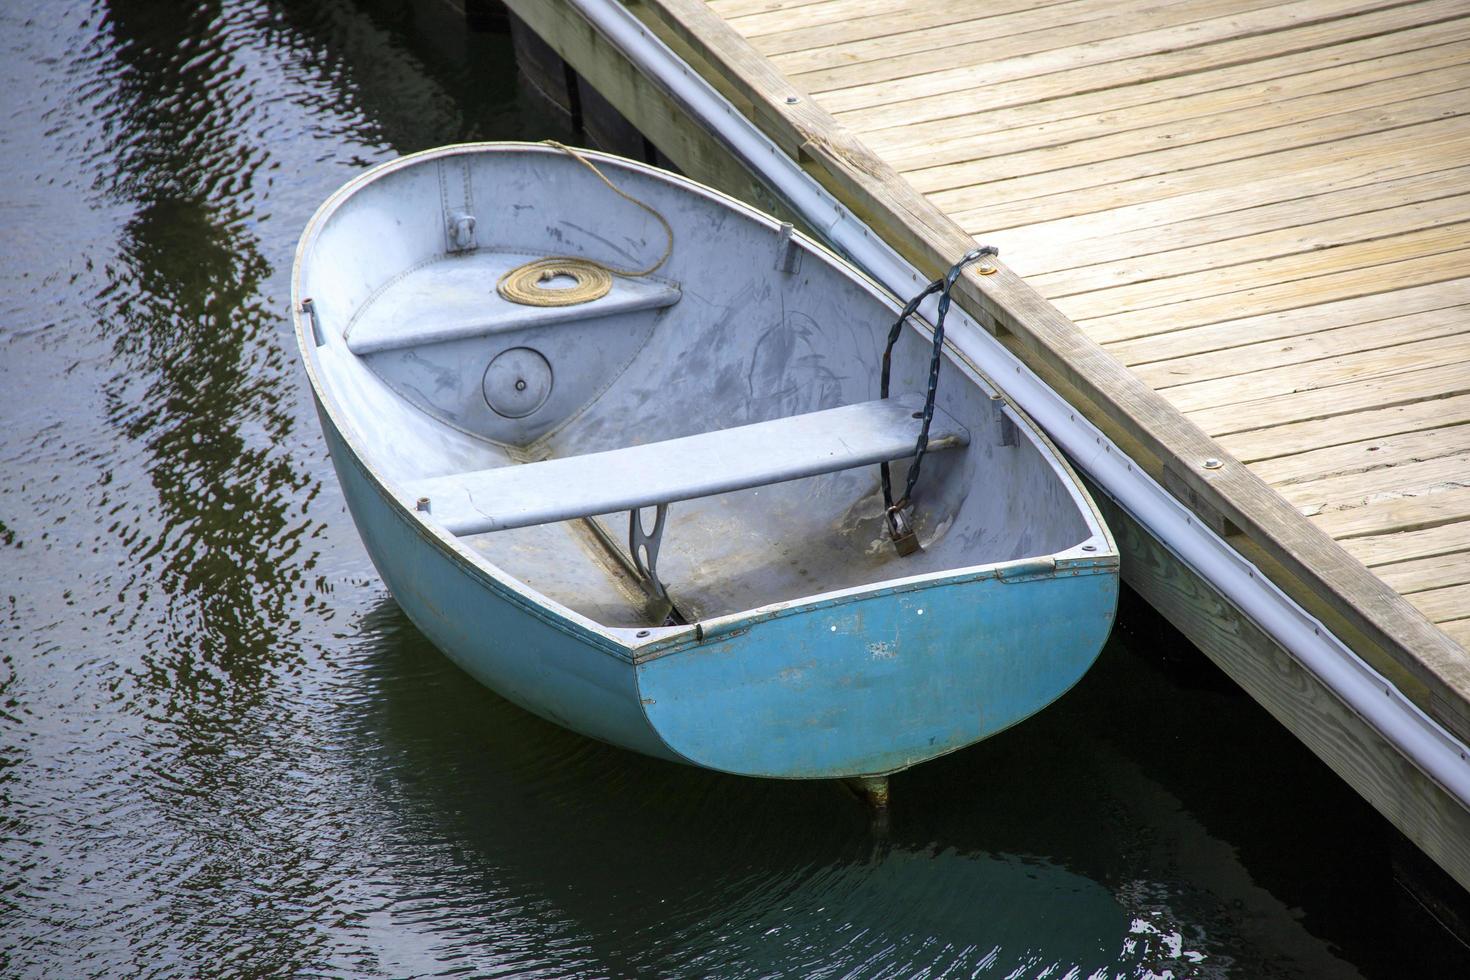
[886, 504, 921, 557]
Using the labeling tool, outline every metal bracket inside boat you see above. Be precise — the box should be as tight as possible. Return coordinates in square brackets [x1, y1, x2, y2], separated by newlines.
[629, 503, 671, 605]
[774, 222, 802, 274]
[448, 212, 477, 252]
[991, 394, 1018, 447]
[438, 155, 477, 253]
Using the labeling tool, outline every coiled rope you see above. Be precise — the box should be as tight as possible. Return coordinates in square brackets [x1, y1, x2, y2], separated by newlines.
[497, 141, 675, 307]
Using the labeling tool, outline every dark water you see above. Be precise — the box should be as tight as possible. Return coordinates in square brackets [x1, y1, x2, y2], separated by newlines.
[2, 2, 1466, 977]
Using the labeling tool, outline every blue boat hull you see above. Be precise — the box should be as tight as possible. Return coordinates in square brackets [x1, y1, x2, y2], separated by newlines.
[637, 565, 1116, 778]
[323, 407, 1116, 778]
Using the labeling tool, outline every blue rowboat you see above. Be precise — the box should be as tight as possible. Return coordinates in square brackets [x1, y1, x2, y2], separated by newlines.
[292, 142, 1117, 783]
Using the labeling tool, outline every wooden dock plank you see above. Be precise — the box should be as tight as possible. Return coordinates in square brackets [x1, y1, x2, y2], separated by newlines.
[1408, 583, 1470, 623]
[829, 0, 1461, 129]
[1003, 168, 1470, 279]
[1251, 425, 1470, 487]
[956, 121, 1470, 236]
[1162, 334, 1470, 414]
[1376, 553, 1470, 595]
[1317, 488, 1470, 541]
[1034, 196, 1470, 301]
[938, 91, 1469, 223]
[1285, 452, 1470, 512]
[731, 0, 1038, 43]
[1080, 247, 1470, 344]
[1343, 519, 1470, 567]
[815, 0, 1409, 109]
[983, 142, 1470, 268]
[712, 0, 831, 19]
[1108, 279, 1470, 367]
[1133, 307, 1470, 391]
[910, 64, 1470, 197]
[870, 26, 1470, 170]
[1192, 360, 1470, 438]
[1219, 393, 1470, 464]
[1062, 221, 1470, 324]
[773, 0, 1287, 84]
[1442, 619, 1470, 647]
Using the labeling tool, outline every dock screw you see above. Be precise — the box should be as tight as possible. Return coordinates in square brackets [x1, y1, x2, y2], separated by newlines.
[785, 96, 800, 104]
[1203, 457, 1223, 470]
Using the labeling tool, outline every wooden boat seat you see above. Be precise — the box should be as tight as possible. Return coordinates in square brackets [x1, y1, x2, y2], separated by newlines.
[406, 396, 970, 536]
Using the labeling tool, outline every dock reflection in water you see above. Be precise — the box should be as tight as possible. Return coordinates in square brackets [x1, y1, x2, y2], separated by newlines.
[0, 0, 1462, 976]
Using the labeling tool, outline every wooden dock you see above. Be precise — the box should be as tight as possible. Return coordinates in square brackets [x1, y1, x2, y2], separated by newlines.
[498, 0, 1470, 890]
[723, 0, 1470, 653]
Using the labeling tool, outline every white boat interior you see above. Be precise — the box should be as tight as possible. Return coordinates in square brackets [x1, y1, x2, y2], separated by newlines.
[297, 145, 1104, 629]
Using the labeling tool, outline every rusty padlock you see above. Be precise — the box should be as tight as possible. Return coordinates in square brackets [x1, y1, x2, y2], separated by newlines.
[885, 502, 921, 557]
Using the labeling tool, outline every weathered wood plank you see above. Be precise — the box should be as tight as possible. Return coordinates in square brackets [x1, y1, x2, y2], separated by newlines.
[1220, 393, 1470, 464]
[871, 25, 1470, 170]
[1252, 424, 1470, 488]
[1442, 618, 1470, 648]
[1033, 196, 1470, 302]
[1109, 279, 1470, 367]
[1081, 247, 1470, 344]
[761, 0, 1253, 58]
[717, 0, 846, 21]
[777, 0, 1286, 86]
[1346, 519, 1470, 567]
[1318, 487, 1470, 541]
[830, 0, 1459, 128]
[912, 64, 1470, 198]
[713, 0, 830, 19]
[983, 142, 1470, 268]
[1005, 167, 1470, 279]
[956, 118, 1470, 234]
[1376, 553, 1470, 595]
[731, 0, 1025, 42]
[936, 90, 1470, 220]
[1286, 451, 1470, 513]
[1058, 220, 1470, 323]
[1133, 306, 1469, 390]
[1163, 334, 1470, 414]
[1192, 360, 1470, 437]
[1409, 583, 1470, 624]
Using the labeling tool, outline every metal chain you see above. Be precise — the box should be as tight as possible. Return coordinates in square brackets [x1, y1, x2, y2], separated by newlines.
[880, 246, 999, 520]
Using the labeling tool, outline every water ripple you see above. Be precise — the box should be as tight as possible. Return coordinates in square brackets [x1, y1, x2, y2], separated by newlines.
[0, 2, 1461, 978]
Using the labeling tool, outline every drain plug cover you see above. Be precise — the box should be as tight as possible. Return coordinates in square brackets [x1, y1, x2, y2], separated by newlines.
[483, 347, 552, 419]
